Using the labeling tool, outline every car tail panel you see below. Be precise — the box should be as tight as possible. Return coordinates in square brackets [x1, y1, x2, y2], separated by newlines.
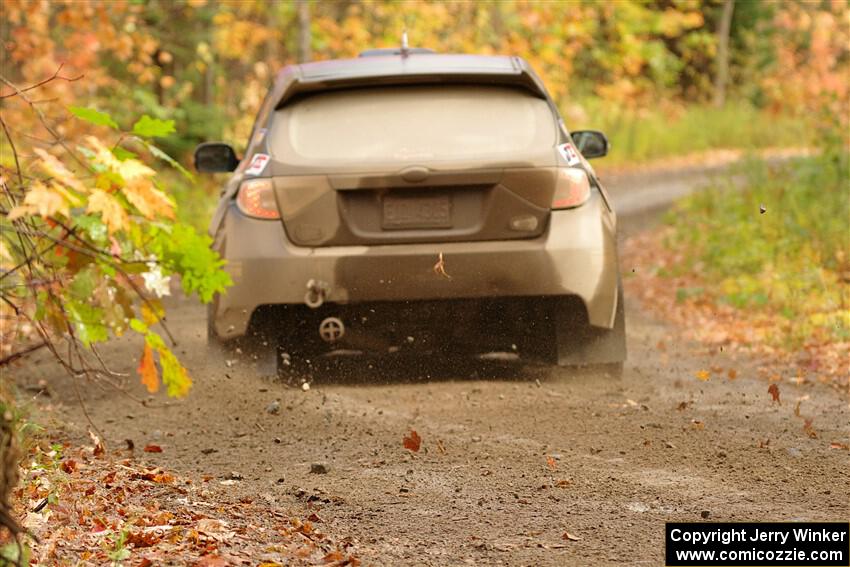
[272, 166, 565, 247]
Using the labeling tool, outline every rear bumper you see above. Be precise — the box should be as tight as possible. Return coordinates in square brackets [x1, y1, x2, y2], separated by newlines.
[212, 192, 619, 340]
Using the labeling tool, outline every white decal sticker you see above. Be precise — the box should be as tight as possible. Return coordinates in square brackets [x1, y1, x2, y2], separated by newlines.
[558, 143, 581, 166]
[245, 153, 270, 176]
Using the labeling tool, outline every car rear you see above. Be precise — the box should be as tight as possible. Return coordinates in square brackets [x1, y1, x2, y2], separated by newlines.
[205, 53, 625, 372]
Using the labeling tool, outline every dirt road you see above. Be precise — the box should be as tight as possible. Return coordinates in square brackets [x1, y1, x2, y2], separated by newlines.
[20, 164, 850, 565]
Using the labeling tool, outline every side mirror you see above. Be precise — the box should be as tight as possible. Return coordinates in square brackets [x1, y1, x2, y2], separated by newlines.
[194, 142, 239, 173]
[571, 130, 609, 159]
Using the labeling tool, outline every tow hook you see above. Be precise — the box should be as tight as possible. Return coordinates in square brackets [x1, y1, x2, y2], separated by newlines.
[319, 317, 345, 343]
[304, 279, 330, 308]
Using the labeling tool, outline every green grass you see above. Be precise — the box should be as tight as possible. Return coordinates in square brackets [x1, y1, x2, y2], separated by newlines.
[570, 99, 812, 166]
[662, 147, 850, 346]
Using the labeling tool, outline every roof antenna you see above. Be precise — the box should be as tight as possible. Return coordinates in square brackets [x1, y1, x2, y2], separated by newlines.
[401, 28, 409, 58]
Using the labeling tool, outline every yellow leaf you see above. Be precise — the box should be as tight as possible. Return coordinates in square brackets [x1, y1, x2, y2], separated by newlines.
[8, 181, 70, 220]
[33, 148, 87, 194]
[123, 177, 174, 219]
[116, 158, 155, 181]
[87, 190, 128, 233]
[695, 369, 711, 381]
[138, 343, 159, 394]
[141, 300, 164, 325]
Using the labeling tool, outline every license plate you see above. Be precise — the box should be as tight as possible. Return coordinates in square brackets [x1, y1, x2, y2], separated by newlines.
[382, 193, 451, 230]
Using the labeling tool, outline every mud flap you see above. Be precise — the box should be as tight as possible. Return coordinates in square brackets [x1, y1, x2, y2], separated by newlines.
[555, 281, 626, 366]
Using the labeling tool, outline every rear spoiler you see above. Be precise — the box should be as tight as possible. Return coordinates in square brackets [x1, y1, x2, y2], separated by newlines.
[269, 55, 552, 109]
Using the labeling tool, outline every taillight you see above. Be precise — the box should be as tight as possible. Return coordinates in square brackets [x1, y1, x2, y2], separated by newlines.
[551, 167, 591, 210]
[236, 178, 279, 219]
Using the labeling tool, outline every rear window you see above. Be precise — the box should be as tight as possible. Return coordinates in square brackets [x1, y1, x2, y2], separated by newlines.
[269, 85, 557, 164]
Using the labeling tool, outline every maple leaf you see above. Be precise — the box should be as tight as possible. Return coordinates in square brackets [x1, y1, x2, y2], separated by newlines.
[138, 343, 159, 394]
[546, 456, 557, 471]
[87, 190, 128, 233]
[33, 148, 86, 193]
[403, 429, 422, 452]
[143, 444, 163, 453]
[695, 369, 711, 381]
[7, 181, 70, 220]
[768, 383, 781, 404]
[157, 345, 192, 397]
[123, 177, 175, 219]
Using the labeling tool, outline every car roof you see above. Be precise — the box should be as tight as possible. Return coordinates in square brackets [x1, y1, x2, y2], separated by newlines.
[267, 53, 551, 109]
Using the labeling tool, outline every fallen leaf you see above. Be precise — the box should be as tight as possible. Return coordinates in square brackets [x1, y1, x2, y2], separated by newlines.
[88, 430, 105, 457]
[322, 551, 345, 563]
[695, 369, 711, 381]
[562, 531, 582, 541]
[676, 401, 691, 411]
[727, 369, 737, 380]
[829, 442, 849, 450]
[555, 479, 571, 488]
[546, 456, 557, 471]
[433, 252, 452, 280]
[794, 400, 802, 417]
[803, 418, 818, 439]
[403, 429, 422, 452]
[61, 459, 77, 474]
[144, 444, 163, 453]
[758, 439, 770, 448]
[691, 419, 705, 430]
[126, 530, 160, 548]
[768, 383, 781, 405]
[194, 556, 228, 567]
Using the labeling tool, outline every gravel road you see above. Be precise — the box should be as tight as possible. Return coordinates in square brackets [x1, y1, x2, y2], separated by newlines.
[21, 163, 850, 566]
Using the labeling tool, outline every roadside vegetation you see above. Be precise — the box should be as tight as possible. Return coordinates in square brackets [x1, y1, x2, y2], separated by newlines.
[624, 113, 849, 387]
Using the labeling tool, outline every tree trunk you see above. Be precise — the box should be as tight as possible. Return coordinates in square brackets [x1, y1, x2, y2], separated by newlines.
[297, 0, 312, 63]
[713, 0, 735, 108]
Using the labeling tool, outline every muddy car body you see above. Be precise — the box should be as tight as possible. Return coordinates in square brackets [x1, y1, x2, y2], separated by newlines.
[196, 51, 626, 374]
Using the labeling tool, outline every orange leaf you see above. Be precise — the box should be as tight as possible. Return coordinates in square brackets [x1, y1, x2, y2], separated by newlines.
[144, 444, 163, 453]
[829, 442, 849, 450]
[803, 419, 818, 439]
[768, 383, 781, 405]
[727, 369, 737, 380]
[322, 551, 345, 563]
[138, 343, 159, 394]
[695, 369, 711, 381]
[546, 456, 557, 471]
[403, 429, 421, 452]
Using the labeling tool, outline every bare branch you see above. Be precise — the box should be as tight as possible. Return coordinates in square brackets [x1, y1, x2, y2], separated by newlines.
[0, 63, 84, 100]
